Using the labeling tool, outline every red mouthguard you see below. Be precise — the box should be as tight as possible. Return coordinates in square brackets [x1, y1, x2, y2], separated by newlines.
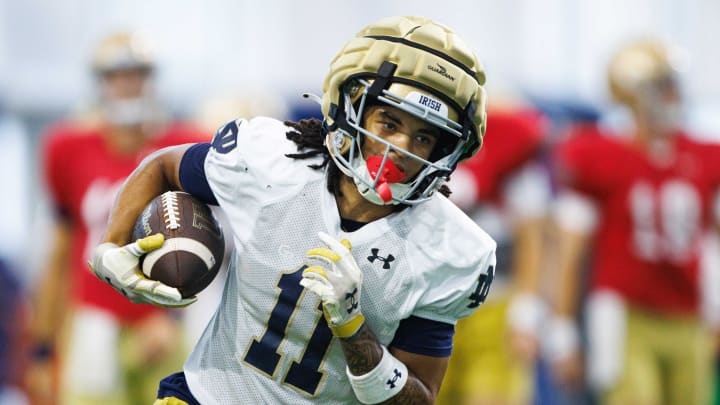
[366, 156, 406, 203]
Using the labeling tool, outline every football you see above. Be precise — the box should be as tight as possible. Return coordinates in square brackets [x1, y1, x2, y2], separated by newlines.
[132, 191, 225, 298]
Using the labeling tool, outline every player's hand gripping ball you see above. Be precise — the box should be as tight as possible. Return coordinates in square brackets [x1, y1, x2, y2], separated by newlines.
[90, 233, 197, 308]
[301, 232, 365, 338]
[90, 191, 224, 307]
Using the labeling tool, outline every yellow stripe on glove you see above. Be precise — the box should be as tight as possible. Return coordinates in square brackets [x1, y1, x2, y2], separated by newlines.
[328, 312, 365, 338]
[301, 233, 363, 338]
[306, 248, 341, 262]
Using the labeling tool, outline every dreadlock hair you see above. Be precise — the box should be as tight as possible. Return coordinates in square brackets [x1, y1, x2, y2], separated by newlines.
[284, 118, 342, 198]
[284, 117, 452, 199]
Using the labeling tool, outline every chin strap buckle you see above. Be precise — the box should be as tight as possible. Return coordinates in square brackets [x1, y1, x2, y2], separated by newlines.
[368, 61, 398, 98]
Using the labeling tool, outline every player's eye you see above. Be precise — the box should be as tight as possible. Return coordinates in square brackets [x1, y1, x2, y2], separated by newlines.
[380, 121, 397, 132]
[416, 135, 430, 144]
[415, 133, 436, 146]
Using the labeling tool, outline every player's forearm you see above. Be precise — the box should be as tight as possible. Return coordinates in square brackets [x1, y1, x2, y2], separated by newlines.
[103, 146, 188, 245]
[511, 218, 544, 295]
[32, 264, 69, 341]
[551, 191, 596, 318]
[554, 227, 589, 317]
[31, 221, 72, 344]
[340, 323, 434, 404]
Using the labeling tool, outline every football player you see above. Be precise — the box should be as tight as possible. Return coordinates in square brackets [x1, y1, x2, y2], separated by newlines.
[28, 32, 208, 404]
[549, 39, 719, 405]
[438, 105, 551, 405]
[89, 16, 496, 404]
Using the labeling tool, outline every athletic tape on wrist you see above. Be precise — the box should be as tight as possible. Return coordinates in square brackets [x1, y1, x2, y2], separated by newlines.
[553, 191, 598, 234]
[543, 316, 580, 361]
[507, 293, 548, 334]
[346, 345, 408, 404]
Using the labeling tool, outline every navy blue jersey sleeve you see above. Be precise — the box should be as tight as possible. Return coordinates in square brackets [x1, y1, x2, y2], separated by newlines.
[389, 316, 455, 357]
[179, 143, 218, 205]
[157, 372, 201, 405]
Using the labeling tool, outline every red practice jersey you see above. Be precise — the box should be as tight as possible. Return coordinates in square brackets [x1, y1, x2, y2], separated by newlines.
[555, 124, 720, 314]
[457, 108, 546, 202]
[42, 122, 209, 323]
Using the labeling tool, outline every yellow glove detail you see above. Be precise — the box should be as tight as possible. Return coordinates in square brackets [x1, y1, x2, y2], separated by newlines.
[300, 232, 364, 338]
[89, 234, 197, 308]
[136, 233, 165, 252]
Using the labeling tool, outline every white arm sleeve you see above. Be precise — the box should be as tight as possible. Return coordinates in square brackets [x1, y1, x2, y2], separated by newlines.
[414, 247, 497, 323]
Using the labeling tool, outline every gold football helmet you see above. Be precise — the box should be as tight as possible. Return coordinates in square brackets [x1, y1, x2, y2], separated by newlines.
[607, 39, 680, 108]
[92, 32, 154, 75]
[320, 16, 487, 205]
[607, 39, 685, 131]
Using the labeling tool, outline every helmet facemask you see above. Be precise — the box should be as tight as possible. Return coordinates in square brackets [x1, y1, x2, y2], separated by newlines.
[326, 76, 468, 205]
[636, 75, 684, 133]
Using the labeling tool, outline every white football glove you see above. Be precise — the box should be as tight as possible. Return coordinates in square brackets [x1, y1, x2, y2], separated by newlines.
[300, 232, 365, 338]
[89, 234, 197, 308]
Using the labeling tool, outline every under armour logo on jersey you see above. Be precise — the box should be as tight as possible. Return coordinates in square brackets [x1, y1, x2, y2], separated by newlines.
[468, 265, 495, 308]
[345, 288, 359, 314]
[387, 369, 402, 389]
[367, 248, 395, 269]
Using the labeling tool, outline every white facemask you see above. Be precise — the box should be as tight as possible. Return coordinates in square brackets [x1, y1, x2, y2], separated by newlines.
[102, 97, 146, 126]
[648, 100, 683, 132]
[349, 154, 413, 206]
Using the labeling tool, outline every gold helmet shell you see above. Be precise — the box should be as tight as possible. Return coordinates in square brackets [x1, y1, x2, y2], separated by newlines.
[92, 32, 154, 74]
[607, 39, 678, 108]
[321, 16, 487, 160]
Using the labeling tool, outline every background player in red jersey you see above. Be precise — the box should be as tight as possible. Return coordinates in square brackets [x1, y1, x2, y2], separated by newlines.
[438, 104, 551, 405]
[27, 32, 209, 405]
[548, 39, 719, 405]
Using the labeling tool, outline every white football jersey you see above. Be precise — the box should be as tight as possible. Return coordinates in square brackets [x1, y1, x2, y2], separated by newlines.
[184, 117, 496, 404]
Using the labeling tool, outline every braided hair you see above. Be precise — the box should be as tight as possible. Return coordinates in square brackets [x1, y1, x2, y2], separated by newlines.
[284, 118, 451, 199]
